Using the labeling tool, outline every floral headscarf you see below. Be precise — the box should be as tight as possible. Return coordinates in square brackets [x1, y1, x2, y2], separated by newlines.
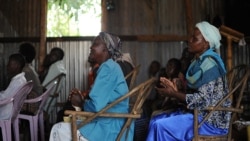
[98, 32, 123, 60]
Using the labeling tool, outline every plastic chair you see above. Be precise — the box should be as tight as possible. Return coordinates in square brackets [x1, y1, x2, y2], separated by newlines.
[65, 77, 157, 141]
[0, 81, 33, 141]
[43, 73, 66, 112]
[43, 73, 66, 123]
[17, 83, 56, 141]
[193, 65, 250, 141]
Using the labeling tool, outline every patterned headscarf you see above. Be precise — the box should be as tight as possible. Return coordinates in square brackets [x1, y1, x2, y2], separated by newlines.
[196, 21, 221, 54]
[98, 32, 123, 60]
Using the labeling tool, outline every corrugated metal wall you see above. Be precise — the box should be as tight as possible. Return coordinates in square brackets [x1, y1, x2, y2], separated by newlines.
[0, 0, 41, 37]
[1, 0, 249, 121]
[0, 38, 249, 123]
[102, 0, 226, 85]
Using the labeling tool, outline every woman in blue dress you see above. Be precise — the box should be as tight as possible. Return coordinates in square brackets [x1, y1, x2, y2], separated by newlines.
[49, 32, 133, 141]
[146, 21, 231, 141]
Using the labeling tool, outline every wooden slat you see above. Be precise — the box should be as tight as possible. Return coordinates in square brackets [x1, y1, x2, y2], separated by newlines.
[39, 0, 47, 70]
[0, 34, 187, 43]
[184, 0, 194, 37]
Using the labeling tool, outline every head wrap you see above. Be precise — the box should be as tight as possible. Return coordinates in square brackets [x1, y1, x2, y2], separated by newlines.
[98, 32, 122, 60]
[196, 21, 221, 54]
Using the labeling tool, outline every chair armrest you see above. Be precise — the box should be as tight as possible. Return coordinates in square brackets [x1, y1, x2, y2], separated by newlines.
[0, 98, 13, 106]
[24, 97, 43, 103]
[205, 106, 243, 113]
[64, 110, 141, 118]
[65, 110, 141, 129]
[194, 106, 244, 128]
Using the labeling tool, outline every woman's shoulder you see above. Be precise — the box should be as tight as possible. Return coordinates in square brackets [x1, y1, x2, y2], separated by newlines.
[101, 59, 121, 70]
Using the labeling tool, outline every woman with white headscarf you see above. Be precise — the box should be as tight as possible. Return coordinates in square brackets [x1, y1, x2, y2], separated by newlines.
[146, 21, 230, 141]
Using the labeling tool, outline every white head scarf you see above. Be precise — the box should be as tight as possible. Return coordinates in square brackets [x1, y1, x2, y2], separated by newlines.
[196, 21, 221, 54]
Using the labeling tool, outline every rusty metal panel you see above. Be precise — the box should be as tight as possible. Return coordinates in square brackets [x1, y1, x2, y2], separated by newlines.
[0, 0, 41, 37]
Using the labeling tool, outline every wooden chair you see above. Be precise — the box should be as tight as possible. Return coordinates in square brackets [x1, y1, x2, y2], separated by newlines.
[226, 64, 249, 91]
[65, 77, 157, 141]
[193, 65, 250, 141]
[125, 64, 141, 90]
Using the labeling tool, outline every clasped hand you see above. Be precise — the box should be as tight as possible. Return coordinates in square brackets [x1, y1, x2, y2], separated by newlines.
[68, 88, 84, 108]
[155, 77, 178, 97]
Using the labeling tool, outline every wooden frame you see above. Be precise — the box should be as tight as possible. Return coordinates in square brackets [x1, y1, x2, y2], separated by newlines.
[65, 77, 157, 141]
[125, 64, 141, 90]
[193, 65, 250, 141]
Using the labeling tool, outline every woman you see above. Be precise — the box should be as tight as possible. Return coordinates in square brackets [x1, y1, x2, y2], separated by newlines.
[146, 21, 231, 141]
[49, 32, 132, 141]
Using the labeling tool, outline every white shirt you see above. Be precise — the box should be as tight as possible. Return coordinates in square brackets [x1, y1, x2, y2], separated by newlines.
[42, 60, 66, 113]
[0, 72, 27, 119]
[42, 60, 66, 89]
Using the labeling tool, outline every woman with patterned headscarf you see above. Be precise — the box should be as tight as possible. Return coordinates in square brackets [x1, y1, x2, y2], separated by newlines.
[50, 32, 133, 141]
[146, 21, 230, 141]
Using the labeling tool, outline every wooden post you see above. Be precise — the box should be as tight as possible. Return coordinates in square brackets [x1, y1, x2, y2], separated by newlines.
[184, 0, 193, 37]
[39, 0, 47, 72]
[227, 37, 233, 71]
[219, 25, 244, 70]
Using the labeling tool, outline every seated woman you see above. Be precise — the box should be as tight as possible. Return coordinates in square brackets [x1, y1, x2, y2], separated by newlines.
[146, 21, 231, 141]
[49, 32, 132, 141]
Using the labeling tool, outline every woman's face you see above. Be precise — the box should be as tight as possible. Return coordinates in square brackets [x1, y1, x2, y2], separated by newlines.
[88, 36, 108, 65]
[188, 27, 209, 57]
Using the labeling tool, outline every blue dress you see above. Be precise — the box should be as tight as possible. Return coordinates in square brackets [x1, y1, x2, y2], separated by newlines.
[79, 59, 134, 141]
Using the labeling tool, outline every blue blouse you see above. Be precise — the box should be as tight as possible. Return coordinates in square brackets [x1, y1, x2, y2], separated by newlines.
[79, 59, 133, 141]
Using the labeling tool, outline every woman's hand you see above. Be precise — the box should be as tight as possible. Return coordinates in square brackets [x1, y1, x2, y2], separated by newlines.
[69, 88, 82, 100]
[160, 77, 178, 91]
[155, 77, 178, 97]
[69, 88, 84, 107]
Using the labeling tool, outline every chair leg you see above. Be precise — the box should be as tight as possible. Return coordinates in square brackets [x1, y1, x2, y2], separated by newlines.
[1, 125, 7, 141]
[13, 119, 20, 141]
[39, 113, 45, 141]
[29, 117, 36, 141]
[33, 117, 39, 141]
[2, 122, 12, 141]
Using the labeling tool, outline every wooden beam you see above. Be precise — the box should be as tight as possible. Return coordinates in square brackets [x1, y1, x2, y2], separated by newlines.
[132, 35, 187, 42]
[184, 0, 193, 37]
[0, 35, 188, 43]
[39, 0, 47, 72]
[220, 25, 244, 42]
[219, 25, 244, 70]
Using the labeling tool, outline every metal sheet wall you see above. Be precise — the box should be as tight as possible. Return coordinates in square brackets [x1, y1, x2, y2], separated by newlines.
[0, 0, 41, 37]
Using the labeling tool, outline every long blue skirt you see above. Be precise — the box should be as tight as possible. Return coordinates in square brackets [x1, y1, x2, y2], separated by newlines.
[146, 110, 228, 141]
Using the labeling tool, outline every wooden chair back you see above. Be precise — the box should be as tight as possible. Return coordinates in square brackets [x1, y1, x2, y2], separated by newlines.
[65, 77, 157, 141]
[125, 64, 141, 90]
[226, 64, 249, 91]
[193, 65, 250, 141]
